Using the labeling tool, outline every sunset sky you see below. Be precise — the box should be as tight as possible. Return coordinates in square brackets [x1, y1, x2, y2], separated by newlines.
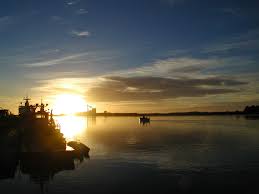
[0, 0, 259, 113]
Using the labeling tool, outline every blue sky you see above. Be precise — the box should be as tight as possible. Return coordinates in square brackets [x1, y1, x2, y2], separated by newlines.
[0, 0, 259, 113]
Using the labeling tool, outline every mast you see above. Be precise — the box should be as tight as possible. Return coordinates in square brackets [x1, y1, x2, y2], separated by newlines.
[23, 96, 31, 107]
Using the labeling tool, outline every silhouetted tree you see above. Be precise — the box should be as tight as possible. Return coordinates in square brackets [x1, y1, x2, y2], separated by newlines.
[244, 105, 259, 114]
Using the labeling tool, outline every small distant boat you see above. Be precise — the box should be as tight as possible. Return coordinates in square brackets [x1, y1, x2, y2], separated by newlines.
[139, 116, 150, 123]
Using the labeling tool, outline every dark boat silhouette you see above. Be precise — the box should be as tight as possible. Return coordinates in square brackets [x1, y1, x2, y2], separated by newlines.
[0, 148, 88, 193]
[0, 108, 18, 129]
[0, 97, 88, 155]
[0, 97, 91, 193]
[139, 116, 150, 124]
[18, 97, 66, 152]
[67, 141, 90, 158]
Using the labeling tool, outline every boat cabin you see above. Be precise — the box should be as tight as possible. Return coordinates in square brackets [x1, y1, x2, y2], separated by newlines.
[18, 97, 56, 129]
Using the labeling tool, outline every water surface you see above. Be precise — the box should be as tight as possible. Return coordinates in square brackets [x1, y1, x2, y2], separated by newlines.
[1, 116, 259, 193]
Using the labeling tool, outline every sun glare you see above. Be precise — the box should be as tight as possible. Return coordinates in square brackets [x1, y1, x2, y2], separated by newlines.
[53, 94, 88, 115]
[55, 115, 88, 141]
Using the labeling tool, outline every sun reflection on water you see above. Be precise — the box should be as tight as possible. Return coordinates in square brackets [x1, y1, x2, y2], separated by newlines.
[54, 116, 88, 141]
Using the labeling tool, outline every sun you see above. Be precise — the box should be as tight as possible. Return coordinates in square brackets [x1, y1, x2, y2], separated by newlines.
[53, 94, 88, 115]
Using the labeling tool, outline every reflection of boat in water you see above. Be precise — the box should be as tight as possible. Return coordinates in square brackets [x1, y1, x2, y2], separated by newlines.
[139, 116, 150, 124]
[20, 151, 83, 182]
[0, 152, 19, 180]
[0, 150, 89, 193]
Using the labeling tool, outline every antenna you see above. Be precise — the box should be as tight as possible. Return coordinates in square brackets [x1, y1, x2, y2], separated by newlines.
[23, 93, 31, 101]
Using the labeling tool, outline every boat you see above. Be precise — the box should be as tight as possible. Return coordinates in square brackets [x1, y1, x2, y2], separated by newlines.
[139, 116, 150, 123]
[0, 108, 18, 129]
[18, 97, 66, 152]
[1, 96, 91, 157]
[67, 141, 90, 157]
[0, 97, 90, 188]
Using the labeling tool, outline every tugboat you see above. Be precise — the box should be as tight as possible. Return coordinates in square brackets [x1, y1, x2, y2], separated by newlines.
[0, 97, 90, 190]
[18, 97, 66, 152]
[18, 97, 90, 156]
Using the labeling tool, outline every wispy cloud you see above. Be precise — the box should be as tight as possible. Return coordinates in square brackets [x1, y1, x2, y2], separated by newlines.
[30, 74, 247, 104]
[76, 9, 88, 15]
[22, 49, 121, 79]
[66, 0, 80, 6]
[86, 76, 246, 102]
[108, 57, 230, 78]
[203, 39, 259, 53]
[40, 48, 61, 55]
[202, 28, 259, 54]
[22, 53, 88, 67]
[71, 30, 91, 37]
[27, 51, 257, 112]
[31, 77, 95, 97]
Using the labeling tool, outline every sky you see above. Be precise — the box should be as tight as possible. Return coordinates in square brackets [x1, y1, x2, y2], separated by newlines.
[0, 0, 259, 113]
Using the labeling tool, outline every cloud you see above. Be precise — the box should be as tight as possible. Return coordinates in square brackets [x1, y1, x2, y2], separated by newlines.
[202, 28, 259, 54]
[86, 76, 247, 102]
[30, 77, 96, 97]
[71, 30, 91, 37]
[172, 65, 204, 73]
[111, 56, 245, 78]
[66, 0, 80, 6]
[22, 53, 88, 67]
[111, 57, 211, 77]
[203, 39, 259, 53]
[76, 9, 88, 15]
[40, 48, 60, 55]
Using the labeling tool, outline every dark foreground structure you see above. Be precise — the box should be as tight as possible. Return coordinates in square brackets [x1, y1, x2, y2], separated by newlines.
[0, 150, 89, 193]
[0, 97, 90, 193]
[244, 105, 259, 114]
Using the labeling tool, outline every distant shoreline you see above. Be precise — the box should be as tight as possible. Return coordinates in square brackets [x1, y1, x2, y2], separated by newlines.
[69, 111, 259, 117]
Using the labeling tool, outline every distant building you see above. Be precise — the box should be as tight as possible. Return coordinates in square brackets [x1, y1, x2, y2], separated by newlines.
[89, 108, 96, 115]
[92, 108, 96, 114]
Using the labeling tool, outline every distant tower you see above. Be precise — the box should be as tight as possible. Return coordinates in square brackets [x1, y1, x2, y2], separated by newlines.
[92, 108, 96, 115]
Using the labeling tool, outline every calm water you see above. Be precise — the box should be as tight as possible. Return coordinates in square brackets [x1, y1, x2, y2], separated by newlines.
[1, 116, 259, 193]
